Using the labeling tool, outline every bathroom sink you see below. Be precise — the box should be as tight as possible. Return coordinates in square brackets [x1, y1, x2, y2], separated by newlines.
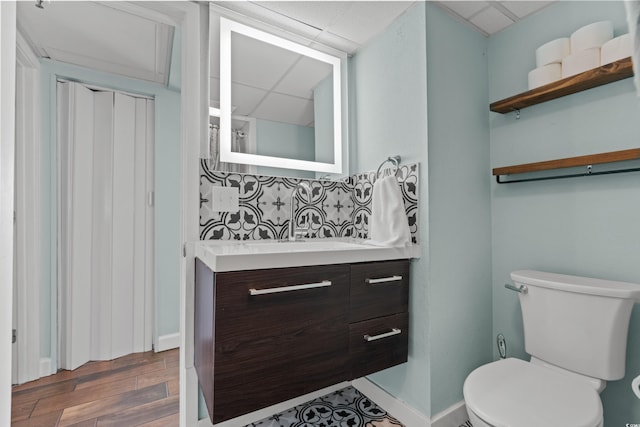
[191, 238, 419, 272]
[243, 239, 368, 252]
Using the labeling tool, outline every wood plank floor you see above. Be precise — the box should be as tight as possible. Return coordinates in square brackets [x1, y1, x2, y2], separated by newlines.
[11, 349, 179, 427]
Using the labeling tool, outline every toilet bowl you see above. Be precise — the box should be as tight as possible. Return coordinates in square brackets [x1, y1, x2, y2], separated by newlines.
[463, 270, 640, 427]
[463, 358, 602, 427]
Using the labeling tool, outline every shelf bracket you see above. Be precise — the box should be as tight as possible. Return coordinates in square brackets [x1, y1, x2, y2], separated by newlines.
[512, 108, 520, 120]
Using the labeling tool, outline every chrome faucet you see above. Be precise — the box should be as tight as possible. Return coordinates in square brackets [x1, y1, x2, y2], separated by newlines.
[288, 181, 311, 241]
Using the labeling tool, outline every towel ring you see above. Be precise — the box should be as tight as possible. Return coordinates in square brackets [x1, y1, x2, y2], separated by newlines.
[375, 156, 401, 181]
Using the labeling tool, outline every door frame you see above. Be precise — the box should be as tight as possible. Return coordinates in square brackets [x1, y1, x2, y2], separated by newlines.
[6, 3, 203, 426]
[13, 30, 42, 383]
[1, 2, 17, 423]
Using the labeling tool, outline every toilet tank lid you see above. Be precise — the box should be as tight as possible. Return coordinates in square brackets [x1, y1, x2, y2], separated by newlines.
[511, 270, 640, 301]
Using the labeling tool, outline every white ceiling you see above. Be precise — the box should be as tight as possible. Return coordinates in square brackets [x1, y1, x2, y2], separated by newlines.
[435, 1, 555, 36]
[17, 1, 175, 85]
[209, 1, 556, 126]
[209, 1, 416, 127]
[209, 1, 418, 127]
[213, 1, 416, 55]
[16, 0, 555, 121]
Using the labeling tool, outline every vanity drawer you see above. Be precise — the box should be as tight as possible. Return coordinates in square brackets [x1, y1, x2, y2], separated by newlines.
[211, 264, 350, 423]
[350, 260, 409, 322]
[349, 312, 409, 379]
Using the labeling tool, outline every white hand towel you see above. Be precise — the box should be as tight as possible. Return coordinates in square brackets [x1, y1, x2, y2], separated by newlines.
[625, 0, 640, 96]
[368, 175, 411, 247]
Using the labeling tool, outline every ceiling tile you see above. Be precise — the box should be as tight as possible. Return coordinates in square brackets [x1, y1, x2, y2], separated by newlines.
[231, 83, 267, 117]
[212, 2, 322, 42]
[275, 56, 333, 99]
[469, 6, 515, 35]
[252, 93, 314, 127]
[440, 1, 489, 19]
[253, 1, 352, 30]
[327, 2, 414, 46]
[231, 32, 300, 91]
[500, 1, 553, 19]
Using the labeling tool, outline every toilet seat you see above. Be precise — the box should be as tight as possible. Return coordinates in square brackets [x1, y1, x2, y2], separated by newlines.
[463, 358, 602, 427]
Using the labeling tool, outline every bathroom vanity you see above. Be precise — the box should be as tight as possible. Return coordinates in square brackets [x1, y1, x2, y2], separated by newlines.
[193, 239, 413, 423]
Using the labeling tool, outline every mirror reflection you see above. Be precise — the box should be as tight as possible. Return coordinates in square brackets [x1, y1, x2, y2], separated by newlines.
[210, 16, 344, 176]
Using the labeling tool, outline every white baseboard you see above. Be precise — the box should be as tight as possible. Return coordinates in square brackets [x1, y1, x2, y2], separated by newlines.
[430, 400, 471, 427]
[351, 378, 430, 427]
[39, 357, 52, 378]
[156, 333, 180, 352]
[198, 382, 351, 427]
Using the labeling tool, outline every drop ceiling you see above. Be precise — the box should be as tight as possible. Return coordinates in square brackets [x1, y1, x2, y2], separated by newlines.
[15, 0, 555, 103]
[435, 1, 555, 36]
[209, 1, 416, 127]
[215, 1, 416, 55]
[17, 1, 175, 85]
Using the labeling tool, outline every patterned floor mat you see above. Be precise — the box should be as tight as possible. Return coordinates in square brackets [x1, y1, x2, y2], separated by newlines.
[244, 386, 405, 427]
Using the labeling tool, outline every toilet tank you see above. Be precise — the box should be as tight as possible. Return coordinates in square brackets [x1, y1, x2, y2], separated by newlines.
[511, 270, 640, 381]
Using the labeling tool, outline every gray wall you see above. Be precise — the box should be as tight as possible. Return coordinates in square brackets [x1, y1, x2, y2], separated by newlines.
[489, 2, 640, 424]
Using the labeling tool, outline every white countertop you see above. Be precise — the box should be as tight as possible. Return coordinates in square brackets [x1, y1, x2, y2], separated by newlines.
[189, 238, 420, 272]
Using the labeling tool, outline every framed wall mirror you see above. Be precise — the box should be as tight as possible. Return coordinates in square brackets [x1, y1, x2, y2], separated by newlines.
[213, 16, 345, 175]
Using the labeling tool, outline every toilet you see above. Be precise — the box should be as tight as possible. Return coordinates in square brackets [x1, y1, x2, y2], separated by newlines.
[464, 270, 640, 427]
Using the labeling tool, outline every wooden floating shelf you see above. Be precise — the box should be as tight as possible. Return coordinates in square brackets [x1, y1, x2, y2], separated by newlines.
[493, 148, 640, 177]
[490, 57, 634, 114]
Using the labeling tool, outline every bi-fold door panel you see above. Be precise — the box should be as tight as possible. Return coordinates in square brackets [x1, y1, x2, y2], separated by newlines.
[57, 81, 154, 370]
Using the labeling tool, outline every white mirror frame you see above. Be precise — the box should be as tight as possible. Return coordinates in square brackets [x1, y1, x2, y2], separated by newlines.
[219, 17, 343, 174]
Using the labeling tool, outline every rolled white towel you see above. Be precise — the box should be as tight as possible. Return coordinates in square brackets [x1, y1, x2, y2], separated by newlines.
[368, 175, 411, 247]
[625, 0, 640, 95]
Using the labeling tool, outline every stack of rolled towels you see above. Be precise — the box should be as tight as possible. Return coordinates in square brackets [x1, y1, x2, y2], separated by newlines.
[528, 21, 633, 90]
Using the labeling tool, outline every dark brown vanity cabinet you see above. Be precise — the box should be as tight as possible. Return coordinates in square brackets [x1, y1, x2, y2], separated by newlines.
[349, 260, 410, 379]
[195, 258, 410, 424]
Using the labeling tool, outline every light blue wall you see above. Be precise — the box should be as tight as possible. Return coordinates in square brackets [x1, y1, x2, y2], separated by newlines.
[351, 2, 493, 417]
[314, 74, 334, 164]
[255, 118, 315, 178]
[489, 2, 640, 425]
[349, 2, 430, 415]
[39, 59, 182, 364]
[256, 118, 315, 160]
[425, 3, 493, 415]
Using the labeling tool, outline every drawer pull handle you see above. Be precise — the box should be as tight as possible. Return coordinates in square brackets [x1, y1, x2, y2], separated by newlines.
[365, 275, 402, 285]
[249, 280, 332, 296]
[363, 328, 402, 342]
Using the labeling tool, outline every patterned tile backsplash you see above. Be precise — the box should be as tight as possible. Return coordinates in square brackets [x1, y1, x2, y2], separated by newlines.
[200, 159, 419, 243]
